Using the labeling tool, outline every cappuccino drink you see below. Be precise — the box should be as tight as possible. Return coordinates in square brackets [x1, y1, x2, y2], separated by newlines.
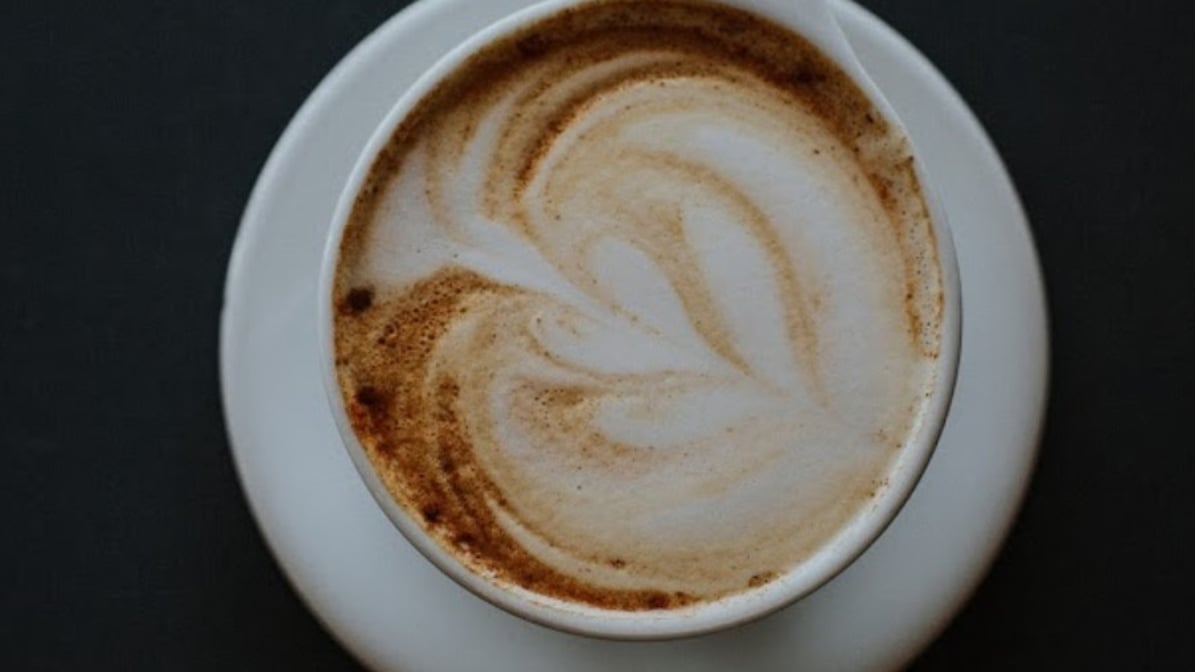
[331, 0, 944, 612]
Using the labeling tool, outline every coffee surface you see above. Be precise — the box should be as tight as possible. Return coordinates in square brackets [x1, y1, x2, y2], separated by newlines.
[333, 0, 943, 611]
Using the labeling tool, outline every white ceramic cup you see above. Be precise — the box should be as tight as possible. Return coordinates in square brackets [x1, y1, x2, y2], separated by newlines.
[317, 0, 961, 640]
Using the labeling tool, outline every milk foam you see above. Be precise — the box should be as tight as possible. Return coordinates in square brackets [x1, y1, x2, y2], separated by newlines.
[333, 1, 943, 609]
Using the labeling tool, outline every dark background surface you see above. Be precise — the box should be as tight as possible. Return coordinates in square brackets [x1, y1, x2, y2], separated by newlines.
[3, 0, 1193, 669]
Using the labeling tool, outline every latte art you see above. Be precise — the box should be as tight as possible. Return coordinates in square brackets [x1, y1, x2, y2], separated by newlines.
[333, 0, 943, 610]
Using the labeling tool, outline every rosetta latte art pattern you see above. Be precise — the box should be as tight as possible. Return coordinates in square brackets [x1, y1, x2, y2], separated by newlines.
[333, 0, 943, 610]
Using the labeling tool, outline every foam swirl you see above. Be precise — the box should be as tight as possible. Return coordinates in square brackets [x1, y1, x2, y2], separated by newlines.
[333, 0, 943, 610]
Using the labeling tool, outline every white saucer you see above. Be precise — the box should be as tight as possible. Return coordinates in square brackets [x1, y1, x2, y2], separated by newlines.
[220, 1, 1048, 669]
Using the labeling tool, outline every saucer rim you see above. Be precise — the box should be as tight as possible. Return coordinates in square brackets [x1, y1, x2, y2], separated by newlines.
[219, 1, 1048, 669]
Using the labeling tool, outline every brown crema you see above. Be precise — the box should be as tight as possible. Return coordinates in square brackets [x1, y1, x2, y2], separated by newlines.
[333, 0, 943, 611]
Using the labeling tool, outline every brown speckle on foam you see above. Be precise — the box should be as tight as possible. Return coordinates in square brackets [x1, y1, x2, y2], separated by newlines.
[342, 287, 374, 314]
[748, 571, 779, 589]
[354, 385, 383, 407]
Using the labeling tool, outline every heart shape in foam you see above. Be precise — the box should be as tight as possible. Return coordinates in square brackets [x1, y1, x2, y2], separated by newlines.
[320, 0, 960, 639]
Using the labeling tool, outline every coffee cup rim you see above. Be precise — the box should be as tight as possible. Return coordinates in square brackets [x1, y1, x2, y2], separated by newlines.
[316, 0, 962, 641]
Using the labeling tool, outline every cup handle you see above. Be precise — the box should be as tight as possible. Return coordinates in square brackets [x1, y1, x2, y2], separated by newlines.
[743, 0, 891, 113]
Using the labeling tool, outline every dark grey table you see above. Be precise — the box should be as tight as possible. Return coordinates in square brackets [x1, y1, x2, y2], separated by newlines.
[3, 1, 1192, 669]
